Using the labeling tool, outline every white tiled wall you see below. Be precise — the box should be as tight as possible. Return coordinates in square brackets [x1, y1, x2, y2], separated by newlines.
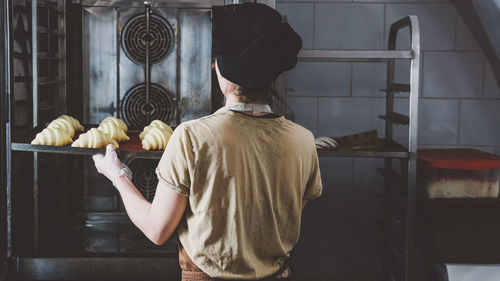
[287, 61, 351, 96]
[276, 1, 500, 280]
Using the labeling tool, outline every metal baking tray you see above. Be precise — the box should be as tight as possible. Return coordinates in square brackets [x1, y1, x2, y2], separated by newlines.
[317, 139, 409, 159]
[11, 124, 164, 159]
[12, 126, 409, 160]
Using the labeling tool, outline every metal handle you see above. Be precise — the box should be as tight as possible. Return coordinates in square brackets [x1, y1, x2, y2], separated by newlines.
[388, 15, 420, 53]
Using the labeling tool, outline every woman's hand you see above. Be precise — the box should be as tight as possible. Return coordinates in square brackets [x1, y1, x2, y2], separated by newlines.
[93, 144, 132, 186]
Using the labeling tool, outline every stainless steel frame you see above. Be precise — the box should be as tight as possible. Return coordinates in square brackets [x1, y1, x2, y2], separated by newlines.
[1, 0, 12, 269]
[31, 0, 38, 248]
[298, 16, 421, 281]
[2, 0, 12, 263]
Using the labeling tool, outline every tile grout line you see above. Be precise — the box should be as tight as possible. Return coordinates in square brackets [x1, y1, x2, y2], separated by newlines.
[349, 63, 353, 97]
[453, 8, 458, 51]
[316, 96, 320, 136]
[382, 3, 386, 50]
[286, 94, 500, 100]
[280, 1, 451, 4]
[312, 2, 315, 49]
[482, 57, 486, 98]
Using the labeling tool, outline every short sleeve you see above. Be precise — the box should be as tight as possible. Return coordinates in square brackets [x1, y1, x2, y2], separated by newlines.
[156, 123, 195, 197]
[303, 144, 323, 201]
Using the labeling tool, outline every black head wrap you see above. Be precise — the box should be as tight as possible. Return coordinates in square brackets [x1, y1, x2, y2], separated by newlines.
[213, 3, 302, 89]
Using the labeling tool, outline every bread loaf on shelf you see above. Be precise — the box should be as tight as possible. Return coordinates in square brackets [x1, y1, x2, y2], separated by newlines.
[98, 122, 130, 142]
[100, 117, 128, 133]
[58, 115, 84, 132]
[31, 127, 73, 146]
[142, 128, 172, 151]
[139, 120, 173, 140]
[47, 118, 75, 138]
[71, 128, 119, 148]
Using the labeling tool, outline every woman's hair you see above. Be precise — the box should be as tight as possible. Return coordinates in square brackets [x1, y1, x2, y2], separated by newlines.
[235, 86, 273, 104]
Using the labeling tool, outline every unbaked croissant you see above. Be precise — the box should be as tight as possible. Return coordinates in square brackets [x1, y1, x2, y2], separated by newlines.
[71, 128, 119, 148]
[58, 115, 84, 131]
[47, 118, 75, 138]
[142, 128, 172, 150]
[100, 117, 128, 133]
[98, 122, 130, 142]
[139, 120, 173, 140]
[31, 127, 73, 146]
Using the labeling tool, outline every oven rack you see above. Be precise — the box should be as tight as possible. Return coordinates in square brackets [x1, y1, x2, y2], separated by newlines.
[11, 126, 409, 159]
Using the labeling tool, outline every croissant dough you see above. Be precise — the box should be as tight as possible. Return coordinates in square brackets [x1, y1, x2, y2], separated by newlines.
[98, 122, 130, 142]
[139, 120, 173, 140]
[72, 128, 119, 148]
[31, 127, 73, 146]
[48, 118, 75, 138]
[101, 117, 128, 132]
[142, 128, 172, 150]
[58, 115, 84, 131]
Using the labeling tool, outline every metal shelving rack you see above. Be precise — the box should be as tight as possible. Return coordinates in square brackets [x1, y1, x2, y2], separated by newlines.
[298, 16, 420, 281]
[31, 0, 67, 250]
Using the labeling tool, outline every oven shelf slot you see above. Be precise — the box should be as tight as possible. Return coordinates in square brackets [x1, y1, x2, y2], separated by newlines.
[37, 26, 65, 36]
[380, 83, 411, 93]
[378, 111, 410, 126]
[38, 79, 66, 85]
[38, 52, 64, 59]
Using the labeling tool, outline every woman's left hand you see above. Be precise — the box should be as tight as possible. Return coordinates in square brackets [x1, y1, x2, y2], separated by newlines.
[93, 144, 133, 186]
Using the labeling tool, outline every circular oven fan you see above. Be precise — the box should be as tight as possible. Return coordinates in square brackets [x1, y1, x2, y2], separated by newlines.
[121, 83, 175, 127]
[126, 158, 159, 202]
[121, 13, 174, 65]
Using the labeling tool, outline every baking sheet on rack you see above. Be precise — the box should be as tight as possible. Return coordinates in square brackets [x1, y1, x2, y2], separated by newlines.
[11, 125, 165, 159]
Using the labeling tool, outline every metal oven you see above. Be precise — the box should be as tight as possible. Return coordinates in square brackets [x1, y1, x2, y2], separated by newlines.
[0, 0, 280, 280]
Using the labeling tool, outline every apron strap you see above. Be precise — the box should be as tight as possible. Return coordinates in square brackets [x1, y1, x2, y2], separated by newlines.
[268, 258, 290, 279]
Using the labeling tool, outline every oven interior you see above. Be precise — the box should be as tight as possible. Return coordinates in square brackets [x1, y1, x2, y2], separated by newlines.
[8, 0, 219, 279]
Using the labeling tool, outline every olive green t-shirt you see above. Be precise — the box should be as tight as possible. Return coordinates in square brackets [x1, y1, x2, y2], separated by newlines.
[156, 109, 322, 279]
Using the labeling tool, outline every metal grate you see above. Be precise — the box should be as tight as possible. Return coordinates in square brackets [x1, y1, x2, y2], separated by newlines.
[121, 13, 174, 65]
[120, 83, 175, 127]
[126, 158, 159, 202]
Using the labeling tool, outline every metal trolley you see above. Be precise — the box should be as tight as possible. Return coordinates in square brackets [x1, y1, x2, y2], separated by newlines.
[298, 16, 421, 281]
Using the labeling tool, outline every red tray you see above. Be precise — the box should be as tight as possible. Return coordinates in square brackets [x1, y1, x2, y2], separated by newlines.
[418, 149, 500, 170]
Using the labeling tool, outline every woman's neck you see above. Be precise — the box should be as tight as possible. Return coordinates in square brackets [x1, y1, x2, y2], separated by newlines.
[224, 93, 267, 106]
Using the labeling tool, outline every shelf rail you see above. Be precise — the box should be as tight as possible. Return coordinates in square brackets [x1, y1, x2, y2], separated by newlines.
[386, 15, 420, 281]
